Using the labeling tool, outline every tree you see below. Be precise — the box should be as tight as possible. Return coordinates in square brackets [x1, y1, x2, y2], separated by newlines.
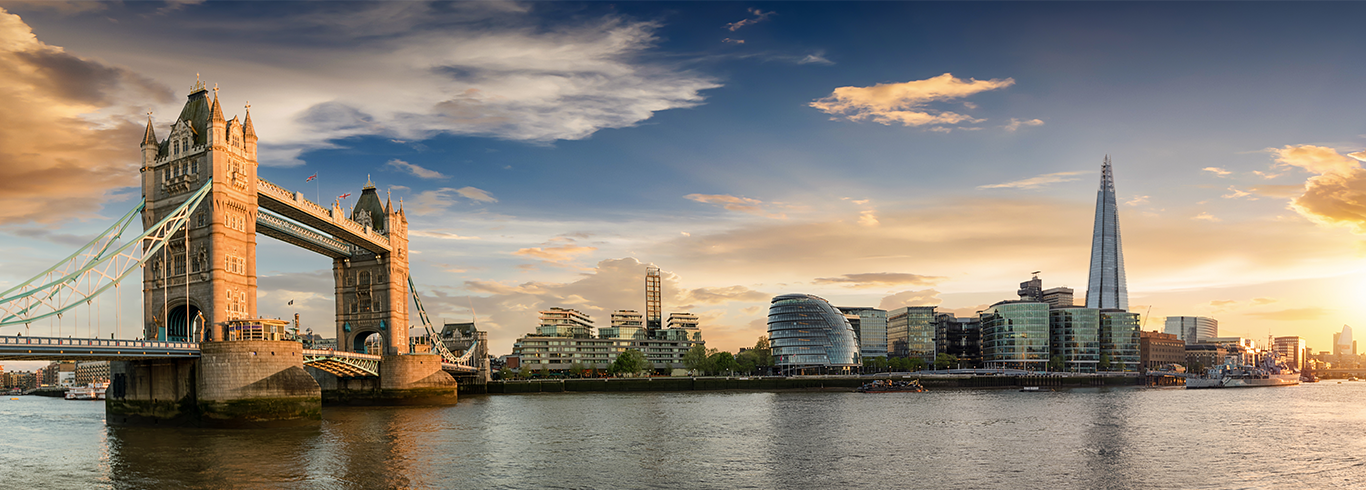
[682, 344, 711, 375]
[1098, 353, 1112, 372]
[518, 363, 535, 379]
[752, 336, 773, 369]
[610, 349, 649, 377]
[907, 358, 927, 372]
[736, 350, 758, 374]
[1048, 356, 1066, 372]
[708, 351, 739, 376]
[935, 353, 959, 370]
[539, 363, 550, 378]
[497, 365, 512, 380]
[568, 361, 585, 378]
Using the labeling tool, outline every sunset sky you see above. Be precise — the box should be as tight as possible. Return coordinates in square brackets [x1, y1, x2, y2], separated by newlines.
[3, 1, 1366, 367]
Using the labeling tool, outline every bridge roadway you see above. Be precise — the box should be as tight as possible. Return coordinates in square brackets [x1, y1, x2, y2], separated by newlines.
[255, 177, 392, 255]
[0, 335, 478, 375]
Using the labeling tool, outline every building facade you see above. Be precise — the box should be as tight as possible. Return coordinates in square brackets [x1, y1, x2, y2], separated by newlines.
[1164, 316, 1218, 343]
[645, 266, 662, 331]
[1272, 336, 1307, 371]
[980, 301, 1050, 370]
[1099, 310, 1140, 371]
[599, 310, 647, 340]
[1139, 330, 1186, 371]
[887, 306, 936, 363]
[1085, 156, 1130, 310]
[511, 336, 701, 372]
[1050, 307, 1100, 372]
[536, 308, 594, 338]
[768, 294, 861, 373]
[838, 307, 889, 359]
[934, 313, 981, 366]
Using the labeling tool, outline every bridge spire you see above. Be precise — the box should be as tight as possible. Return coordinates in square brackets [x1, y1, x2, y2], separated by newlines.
[141, 112, 158, 146]
[243, 102, 256, 139]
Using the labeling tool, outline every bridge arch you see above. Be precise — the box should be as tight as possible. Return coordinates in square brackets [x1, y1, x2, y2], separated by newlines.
[352, 330, 384, 355]
[166, 301, 203, 342]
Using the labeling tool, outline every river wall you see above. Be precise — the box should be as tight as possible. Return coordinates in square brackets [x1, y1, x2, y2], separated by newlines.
[487, 375, 1144, 394]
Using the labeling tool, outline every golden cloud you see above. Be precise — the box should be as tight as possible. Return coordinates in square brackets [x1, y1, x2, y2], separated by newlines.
[0, 9, 173, 225]
[684, 193, 785, 219]
[814, 272, 946, 288]
[513, 244, 597, 263]
[877, 289, 943, 310]
[809, 73, 1014, 127]
[1272, 144, 1366, 234]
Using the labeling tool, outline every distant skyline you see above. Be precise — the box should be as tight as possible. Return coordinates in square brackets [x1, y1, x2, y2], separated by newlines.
[2, 2, 1366, 368]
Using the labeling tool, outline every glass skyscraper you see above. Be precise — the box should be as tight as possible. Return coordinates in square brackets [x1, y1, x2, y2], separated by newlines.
[887, 306, 936, 364]
[838, 307, 888, 359]
[768, 294, 861, 373]
[1086, 156, 1129, 310]
[1049, 307, 1100, 372]
[1099, 310, 1140, 371]
[981, 301, 1050, 370]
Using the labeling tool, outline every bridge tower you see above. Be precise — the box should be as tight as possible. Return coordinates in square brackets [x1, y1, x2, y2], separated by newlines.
[140, 79, 258, 341]
[334, 181, 411, 355]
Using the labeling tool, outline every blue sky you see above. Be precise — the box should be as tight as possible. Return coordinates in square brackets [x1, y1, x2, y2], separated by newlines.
[2, 1, 1366, 364]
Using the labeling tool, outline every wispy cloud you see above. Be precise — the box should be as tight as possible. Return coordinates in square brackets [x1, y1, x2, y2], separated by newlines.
[722, 38, 744, 44]
[410, 229, 480, 240]
[408, 186, 497, 215]
[810, 73, 1015, 128]
[978, 171, 1086, 190]
[1203, 167, 1232, 177]
[814, 272, 945, 288]
[725, 8, 775, 31]
[1222, 186, 1254, 200]
[384, 158, 448, 179]
[1126, 195, 1150, 206]
[513, 243, 597, 263]
[878, 289, 943, 310]
[1002, 118, 1044, 132]
[797, 52, 833, 65]
[685, 193, 785, 219]
[1192, 212, 1221, 222]
[455, 186, 497, 203]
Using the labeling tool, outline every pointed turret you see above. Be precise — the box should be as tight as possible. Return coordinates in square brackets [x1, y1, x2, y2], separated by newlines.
[141, 114, 158, 147]
[243, 103, 257, 139]
[210, 92, 225, 123]
[385, 189, 393, 214]
[209, 84, 226, 145]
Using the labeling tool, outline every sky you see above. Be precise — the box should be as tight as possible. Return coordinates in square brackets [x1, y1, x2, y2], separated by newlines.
[3, 1, 1366, 372]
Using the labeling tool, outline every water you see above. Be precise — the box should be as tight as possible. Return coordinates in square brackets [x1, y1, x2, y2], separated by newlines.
[1, 383, 1364, 489]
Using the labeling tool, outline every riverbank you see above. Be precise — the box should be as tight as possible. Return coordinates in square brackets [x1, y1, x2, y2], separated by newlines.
[487, 374, 1145, 394]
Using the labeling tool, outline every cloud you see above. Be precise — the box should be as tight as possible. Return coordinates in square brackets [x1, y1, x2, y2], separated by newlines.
[1351, 150, 1366, 162]
[1222, 186, 1254, 200]
[725, 8, 775, 31]
[685, 193, 785, 219]
[1252, 170, 1282, 180]
[1244, 307, 1328, 321]
[1203, 167, 1232, 177]
[809, 73, 1014, 128]
[978, 171, 1086, 190]
[1251, 297, 1278, 305]
[681, 286, 769, 305]
[1002, 118, 1044, 132]
[814, 272, 945, 288]
[722, 38, 744, 44]
[1126, 195, 1150, 206]
[513, 243, 597, 263]
[384, 158, 448, 179]
[1247, 185, 1302, 198]
[1192, 212, 1221, 222]
[0, 9, 173, 224]
[877, 289, 943, 311]
[1271, 145, 1366, 234]
[407, 186, 497, 215]
[1209, 300, 1237, 307]
[797, 52, 833, 65]
[410, 230, 480, 240]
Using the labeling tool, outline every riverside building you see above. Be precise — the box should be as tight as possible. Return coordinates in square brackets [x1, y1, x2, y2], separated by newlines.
[887, 306, 936, 364]
[1272, 336, 1306, 371]
[934, 313, 982, 366]
[768, 294, 861, 374]
[1139, 331, 1186, 371]
[838, 306, 889, 359]
[1164, 316, 1218, 342]
[1050, 307, 1101, 372]
[981, 301, 1051, 370]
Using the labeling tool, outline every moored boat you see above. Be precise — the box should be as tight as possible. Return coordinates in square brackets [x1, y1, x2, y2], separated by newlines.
[856, 379, 926, 393]
[1187, 351, 1299, 389]
[63, 382, 108, 401]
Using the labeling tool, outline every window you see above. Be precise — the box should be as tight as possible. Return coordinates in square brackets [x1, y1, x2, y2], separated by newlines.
[173, 255, 185, 275]
[225, 211, 246, 232]
[225, 255, 246, 275]
[173, 141, 179, 154]
[226, 288, 248, 320]
[191, 160, 199, 174]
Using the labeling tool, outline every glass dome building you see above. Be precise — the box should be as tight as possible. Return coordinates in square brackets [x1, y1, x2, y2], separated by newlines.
[767, 294, 861, 374]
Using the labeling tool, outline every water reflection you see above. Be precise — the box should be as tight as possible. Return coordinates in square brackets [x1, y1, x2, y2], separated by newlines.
[107, 424, 322, 488]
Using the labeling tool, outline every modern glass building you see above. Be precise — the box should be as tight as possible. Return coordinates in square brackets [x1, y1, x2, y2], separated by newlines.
[1086, 156, 1130, 310]
[980, 301, 1050, 370]
[887, 306, 936, 363]
[935, 313, 982, 367]
[1049, 307, 1100, 372]
[838, 306, 888, 359]
[1099, 310, 1140, 371]
[1163, 316, 1217, 343]
[768, 294, 861, 373]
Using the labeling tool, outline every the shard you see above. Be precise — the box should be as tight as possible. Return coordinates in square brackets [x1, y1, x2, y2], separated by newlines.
[1086, 156, 1129, 310]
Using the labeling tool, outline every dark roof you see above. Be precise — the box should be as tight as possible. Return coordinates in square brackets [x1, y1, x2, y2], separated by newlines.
[174, 88, 212, 146]
[141, 116, 158, 146]
[351, 182, 388, 232]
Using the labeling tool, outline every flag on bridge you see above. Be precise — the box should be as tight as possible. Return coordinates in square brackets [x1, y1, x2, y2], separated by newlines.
[338, 192, 351, 200]
[305, 173, 317, 182]
[288, 300, 294, 305]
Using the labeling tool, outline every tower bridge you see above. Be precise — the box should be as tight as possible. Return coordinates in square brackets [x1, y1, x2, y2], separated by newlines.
[0, 80, 488, 427]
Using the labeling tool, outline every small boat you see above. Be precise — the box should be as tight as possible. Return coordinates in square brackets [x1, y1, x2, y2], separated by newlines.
[64, 382, 108, 401]
[856, 379, 926, 393]
[1020, 386, 1051, 392]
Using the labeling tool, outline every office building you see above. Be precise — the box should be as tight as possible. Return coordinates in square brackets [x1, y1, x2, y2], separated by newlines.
[511, 336, 702, 371]
[1042, 287, 1075, 308]
[1099, 310, 1140, 371]
[981, 301, 1050, 370]
[934, 313, 981, 366]
[1139, 331, 1186, 371]
[838, 307, 889, 359]
[768, 294, 861, 373]
[1273, 336, 1306, 371]
[74, 361, 111, 386]
[1334, 325, 1355, 356]
[887, 306, 937, 364]
[1164, 316, 1218, 342]
[1086, 156, 1130, 310]
[1050, 307, 1101, 372]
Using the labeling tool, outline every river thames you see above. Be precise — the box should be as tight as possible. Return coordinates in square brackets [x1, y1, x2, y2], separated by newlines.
[1, 382, 1363, 489]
